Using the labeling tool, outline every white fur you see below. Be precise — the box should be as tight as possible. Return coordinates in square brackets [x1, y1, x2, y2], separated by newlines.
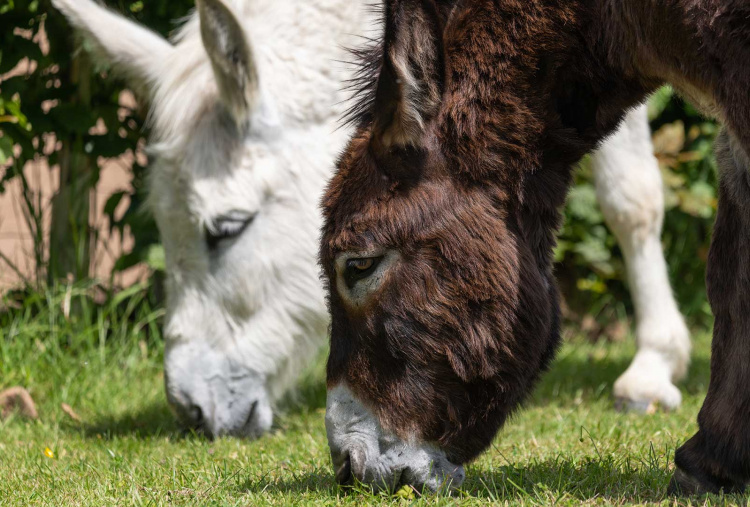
[53, 0, 374, 436]
[592, 104, 691, 410]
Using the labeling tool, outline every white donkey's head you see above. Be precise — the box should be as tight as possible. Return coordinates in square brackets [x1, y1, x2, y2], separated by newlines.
[54, 0, 366, 437]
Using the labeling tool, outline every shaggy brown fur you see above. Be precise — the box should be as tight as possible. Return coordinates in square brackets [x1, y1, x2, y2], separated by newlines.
[321, 0, 750, 493]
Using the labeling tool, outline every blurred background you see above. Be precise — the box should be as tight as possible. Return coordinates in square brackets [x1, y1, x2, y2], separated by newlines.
[0, 0, 718, 343]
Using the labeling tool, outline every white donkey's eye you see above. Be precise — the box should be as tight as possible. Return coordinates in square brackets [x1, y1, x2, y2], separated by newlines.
[205, 210, 255, 251]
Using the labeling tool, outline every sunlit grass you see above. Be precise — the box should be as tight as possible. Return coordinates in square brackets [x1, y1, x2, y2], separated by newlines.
[0, 288, 745, 505]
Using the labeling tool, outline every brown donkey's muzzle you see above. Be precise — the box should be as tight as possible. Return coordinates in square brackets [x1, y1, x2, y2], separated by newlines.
[325, 384, 466, 492]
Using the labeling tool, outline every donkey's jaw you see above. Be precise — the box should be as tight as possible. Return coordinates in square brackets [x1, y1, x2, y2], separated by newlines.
[325, 384, 465, 493]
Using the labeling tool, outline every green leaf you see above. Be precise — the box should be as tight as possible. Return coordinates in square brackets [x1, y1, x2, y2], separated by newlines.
[0, 135, 13, 164]
[145, 245, 165, 272]
[567, 184, 603, 224]
[677, 182, 717, 218]
[574, 237, 612, 265]
[648, 86, 674, 121]
[2, 97, 29, 129]
[0, 1, 14, 15]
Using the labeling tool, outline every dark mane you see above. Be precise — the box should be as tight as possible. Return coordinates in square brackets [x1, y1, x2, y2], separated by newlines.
[340, 3, 385, 129]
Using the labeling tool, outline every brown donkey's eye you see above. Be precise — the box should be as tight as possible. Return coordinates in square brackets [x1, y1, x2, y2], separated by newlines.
[349, 258, 375, 271]
[343, 257, 383, 289]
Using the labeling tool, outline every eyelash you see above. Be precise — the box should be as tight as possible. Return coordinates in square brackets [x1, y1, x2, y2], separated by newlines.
[343, 257, 383, 289]
[205, 213, 255, 251]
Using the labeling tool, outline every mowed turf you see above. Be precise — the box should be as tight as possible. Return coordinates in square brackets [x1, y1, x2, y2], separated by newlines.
[0, 320, 746, 506]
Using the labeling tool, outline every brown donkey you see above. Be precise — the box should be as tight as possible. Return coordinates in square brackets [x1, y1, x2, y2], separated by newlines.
[321, 0, 750, 496]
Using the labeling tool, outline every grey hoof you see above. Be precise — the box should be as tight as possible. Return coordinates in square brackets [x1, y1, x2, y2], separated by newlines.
[614, 397, 657, 414]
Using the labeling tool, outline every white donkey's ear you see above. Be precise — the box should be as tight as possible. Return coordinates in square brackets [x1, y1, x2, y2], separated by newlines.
[52, 0, 173, 100]
[197, 0, 259, 126]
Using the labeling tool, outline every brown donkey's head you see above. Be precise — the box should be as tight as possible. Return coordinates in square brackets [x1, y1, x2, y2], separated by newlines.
[322, 0, 654, 492]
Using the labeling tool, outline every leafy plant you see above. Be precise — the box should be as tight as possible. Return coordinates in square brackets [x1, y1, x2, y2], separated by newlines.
[557, 88, 718, 334]
[0, 0, 192, 285]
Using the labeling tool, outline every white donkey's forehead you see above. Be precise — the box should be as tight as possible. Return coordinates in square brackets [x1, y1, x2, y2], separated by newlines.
[141, 0, 376, 219]
[150, 109, 291, 218]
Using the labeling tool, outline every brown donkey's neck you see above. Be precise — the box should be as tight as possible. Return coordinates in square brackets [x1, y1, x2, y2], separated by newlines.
[438, 1, 654, 272]
[439, 0, 747, 272]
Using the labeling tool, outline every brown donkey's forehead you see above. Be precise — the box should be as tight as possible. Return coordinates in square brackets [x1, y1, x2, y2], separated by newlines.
[322, 160, 510, 259]
[322, 135, 432, 250]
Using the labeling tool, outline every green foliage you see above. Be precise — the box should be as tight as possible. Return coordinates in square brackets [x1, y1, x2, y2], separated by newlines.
[0, 0, 193, 283]
[0, 280, 164, 365]
[557, 88, 718, 332]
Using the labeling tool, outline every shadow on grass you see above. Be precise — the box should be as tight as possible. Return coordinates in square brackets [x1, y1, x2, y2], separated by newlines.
[530, 347, 711, 408]
[236, 457, 744, 505]
[461, 454, 672, 503]
[70, 401, 191, 440]
[462, 454, 747, 505]
[236, 469, 338, 496]
[233, 459, 684, 504]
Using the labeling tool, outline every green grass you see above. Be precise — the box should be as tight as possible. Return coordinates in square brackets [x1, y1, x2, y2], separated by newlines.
[0, 287, 746, 505]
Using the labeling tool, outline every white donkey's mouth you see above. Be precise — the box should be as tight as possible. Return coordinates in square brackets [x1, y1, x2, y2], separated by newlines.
[325, 384, 465, 493]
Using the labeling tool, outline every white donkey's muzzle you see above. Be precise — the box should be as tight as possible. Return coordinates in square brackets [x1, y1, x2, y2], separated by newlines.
[325, 384, 465, 493]
[164, 340, 273, 438]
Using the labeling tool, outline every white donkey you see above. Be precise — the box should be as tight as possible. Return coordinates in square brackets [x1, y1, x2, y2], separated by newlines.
[53, 0, 690, 438]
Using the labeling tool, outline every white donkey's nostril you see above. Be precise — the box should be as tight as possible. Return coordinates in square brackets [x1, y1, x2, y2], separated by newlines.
[188, 404, 204, 426]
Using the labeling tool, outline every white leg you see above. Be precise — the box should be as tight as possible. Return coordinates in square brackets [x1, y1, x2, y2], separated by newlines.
[592, 104, 691, 411]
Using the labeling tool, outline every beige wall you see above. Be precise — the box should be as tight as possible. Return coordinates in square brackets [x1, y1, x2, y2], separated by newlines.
[0, 149, 148, 290]
[1, 27, 149, 291]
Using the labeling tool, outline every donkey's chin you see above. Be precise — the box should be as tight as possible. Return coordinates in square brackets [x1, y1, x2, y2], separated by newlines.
[207, 393, 274, 439]
[325, 384, 465, 493]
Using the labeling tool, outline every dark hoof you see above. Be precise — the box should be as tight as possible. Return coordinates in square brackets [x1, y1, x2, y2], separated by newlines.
[668, 465, 746, 497]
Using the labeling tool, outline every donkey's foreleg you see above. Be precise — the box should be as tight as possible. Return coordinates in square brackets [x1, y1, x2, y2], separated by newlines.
[592, 104, 690, 411]
[669, 131, 750, 496]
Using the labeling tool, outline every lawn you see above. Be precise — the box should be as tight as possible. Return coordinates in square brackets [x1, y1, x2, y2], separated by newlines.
[0, 290, 745, 505]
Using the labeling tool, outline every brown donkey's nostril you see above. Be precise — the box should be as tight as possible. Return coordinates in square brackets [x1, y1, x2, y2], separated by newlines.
[335, 454, 352, 485]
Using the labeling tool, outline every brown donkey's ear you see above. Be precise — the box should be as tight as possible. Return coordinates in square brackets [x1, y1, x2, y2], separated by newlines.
[371, 0, 450, 154]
